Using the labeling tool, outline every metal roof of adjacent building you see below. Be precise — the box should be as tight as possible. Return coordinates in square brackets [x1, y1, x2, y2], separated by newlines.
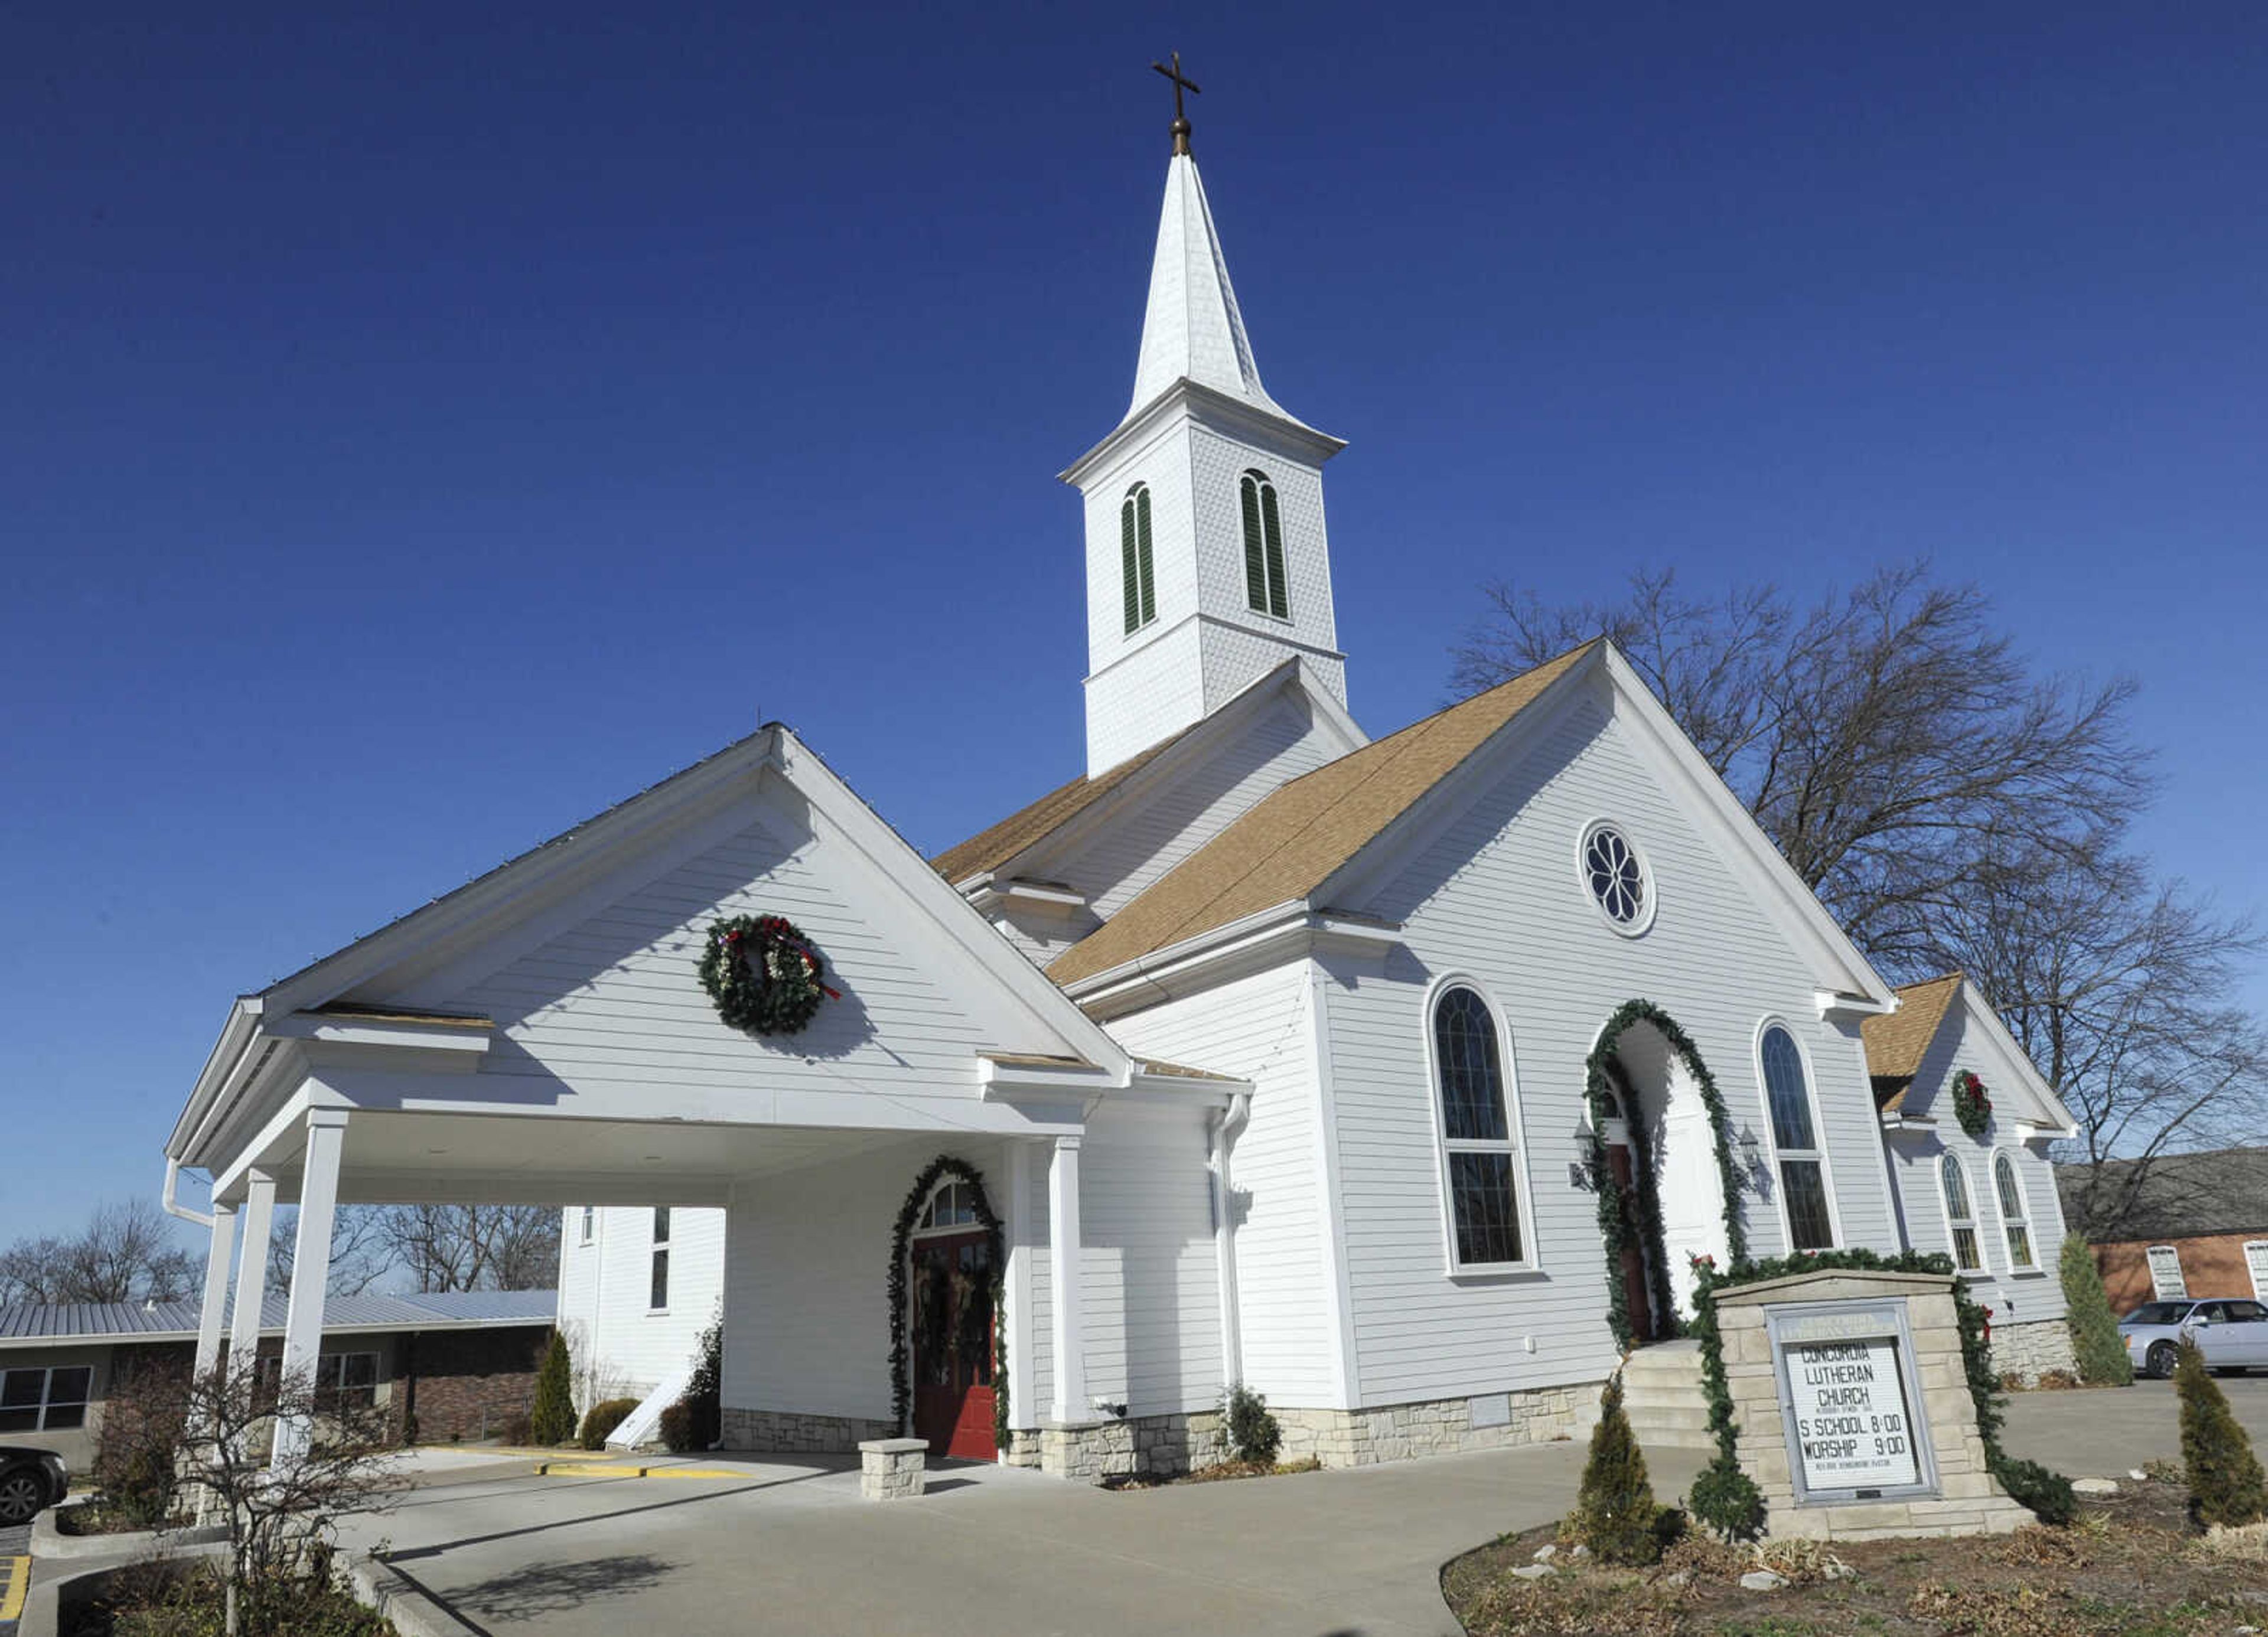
[0, 1287, 555, 1346]
[2055, 1148, 2268, 1243]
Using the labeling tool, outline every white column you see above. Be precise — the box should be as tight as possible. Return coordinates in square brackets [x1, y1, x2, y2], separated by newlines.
[1047, 1134, 1086, 1423]
[272, 1109, 347, 1463]
[1208, 1103, 1244, 1390]
[229, 1172, 277, 1387]
[1004, 1142, 1035, 1439]
[193, 1203, 237, 1381]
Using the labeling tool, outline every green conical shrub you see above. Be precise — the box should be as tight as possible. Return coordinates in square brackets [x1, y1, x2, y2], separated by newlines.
[2176, 1339, 2267, 1528]
[1571, 1371, 1665, 1564]
[528, 1331, 576, 1446]
[2059, 1234, 2133, 1385]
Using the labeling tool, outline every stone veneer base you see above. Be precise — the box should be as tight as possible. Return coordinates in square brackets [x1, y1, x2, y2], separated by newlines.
[722, 1406, 897, 1453]
[1988, 1315, 2077, 1385]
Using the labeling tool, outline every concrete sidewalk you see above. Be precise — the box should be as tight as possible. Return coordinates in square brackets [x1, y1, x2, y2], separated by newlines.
[349, 1441, 1707, 1637]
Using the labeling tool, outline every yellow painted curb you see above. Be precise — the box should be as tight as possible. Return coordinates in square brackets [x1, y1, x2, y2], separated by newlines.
[1, 1554, 30, 1622]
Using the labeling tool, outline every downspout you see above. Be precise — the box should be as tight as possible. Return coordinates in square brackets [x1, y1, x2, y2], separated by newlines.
[163, 1157, 215, 1228]
[1208, 1091, 1250, 1390]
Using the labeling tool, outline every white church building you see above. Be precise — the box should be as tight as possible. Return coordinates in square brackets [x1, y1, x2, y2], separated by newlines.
[163, 106, 2078, 1479]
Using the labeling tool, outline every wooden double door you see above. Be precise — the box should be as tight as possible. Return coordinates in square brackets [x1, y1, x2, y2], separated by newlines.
[910, 1229, 996, 1459]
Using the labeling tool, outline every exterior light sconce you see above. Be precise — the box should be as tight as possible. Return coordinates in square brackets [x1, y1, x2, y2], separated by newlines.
[1735, 1124, 1772, 1197]
[1568, 1119, 1604, 1192]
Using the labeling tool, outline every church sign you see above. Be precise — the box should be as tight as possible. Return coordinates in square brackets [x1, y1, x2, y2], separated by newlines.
[1766, 1300, 1937, 1504]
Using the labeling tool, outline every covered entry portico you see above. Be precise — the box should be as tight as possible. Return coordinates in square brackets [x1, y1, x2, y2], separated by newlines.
[161, 725, 1241, 1473]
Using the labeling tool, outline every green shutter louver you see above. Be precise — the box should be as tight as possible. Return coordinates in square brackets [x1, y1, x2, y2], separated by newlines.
[1122, 483, 1155, 634]
[1240, 475, 1267, 612]
[1120, 490, 1141, 634]
[1136, 485, 1156, 625]
[1259, 480, 1288, 618]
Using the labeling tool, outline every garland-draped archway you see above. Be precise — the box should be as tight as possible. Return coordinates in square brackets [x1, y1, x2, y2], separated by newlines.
[887, 1154, 1007, 1448]
[1585, 999, 1748, 1351]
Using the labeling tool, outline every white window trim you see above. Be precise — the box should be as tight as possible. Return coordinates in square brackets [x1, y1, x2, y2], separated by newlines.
[2148, 1244, 2188, 1300]
[1120, 482, 1158, 637]
[910, 1178, 984, 1240]
[1933, 1150, 1987, 1276]
[1752, 1018, 1843, 1254]
[648, 1206, 672, 1314]
[1422, 973, 1540, 1278]
[1237, 469, 1294, 622]
[2246, 1240, 2268, 1302]
[1988, 1148, 2040, 1274]
[1575, 819, 1657, 938]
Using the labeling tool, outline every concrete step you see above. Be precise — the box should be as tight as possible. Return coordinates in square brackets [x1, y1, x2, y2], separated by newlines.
[1625, 1423, 1718, 1451]
[1621, 1402, 1712, 1431]
[1619, 1384, 1708, 1413]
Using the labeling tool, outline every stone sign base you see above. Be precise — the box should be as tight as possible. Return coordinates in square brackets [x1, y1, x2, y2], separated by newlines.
[857, 1438, 928, 1501]
[1715, 1268, 2034, 1541]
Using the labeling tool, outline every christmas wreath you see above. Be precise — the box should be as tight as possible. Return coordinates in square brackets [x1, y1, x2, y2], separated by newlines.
[1950, 1069, 1993, 1139]
[698, 914, 838, 1036]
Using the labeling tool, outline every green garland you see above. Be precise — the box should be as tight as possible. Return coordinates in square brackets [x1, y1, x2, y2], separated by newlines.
[885, 1155, 1008, 1452]
[1685, 1247, 2072, 1540]
[697, 914, 838, 1036]
[1585, 999, 1748, 1351]
[1950, 1069, 1993, 1140]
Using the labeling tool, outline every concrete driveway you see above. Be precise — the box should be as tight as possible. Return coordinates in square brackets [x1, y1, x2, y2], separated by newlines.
[2000, 1374, 2268, 1478]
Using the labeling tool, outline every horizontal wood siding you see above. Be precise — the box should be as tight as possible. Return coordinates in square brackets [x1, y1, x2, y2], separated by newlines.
[1105, 964, 1337, 1405]
[1329, 690, 1901, 1406]
[1078, 1105, 1223, 1416]
[561, 1204, 726, 1400]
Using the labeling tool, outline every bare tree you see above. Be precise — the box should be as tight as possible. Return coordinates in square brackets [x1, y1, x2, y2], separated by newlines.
[264, 1204, 392, 1299]
[0, 1198, 198, 1305]
[377, 1204, 559, 1293]
[1452, 563, 2150, 965]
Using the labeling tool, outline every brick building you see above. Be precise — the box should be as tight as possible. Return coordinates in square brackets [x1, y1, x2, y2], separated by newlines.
[0, 1288, 553, 1469]
[2055, 1148, 2268, 1312]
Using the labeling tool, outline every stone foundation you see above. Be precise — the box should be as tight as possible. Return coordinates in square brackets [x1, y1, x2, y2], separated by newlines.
[721, 1406, 896, 1453]
[1028, 1382, 1599, 1483]
[1989, 1316, 2077, 1385]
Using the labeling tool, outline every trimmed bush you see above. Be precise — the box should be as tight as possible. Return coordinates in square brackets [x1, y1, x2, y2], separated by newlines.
[1570, 1372, 1664, 1564]
[528, 1332, 576, 1446]
[2060, 1234, 2135, 1385]
[1222, 1381, 1282, 1466]
[657, 1400, 696, 1454]
[91, 1358, 188, 1529]
[2176, 1338, 2268, 1528]
[578, 1396, 640, 1450]
[669, 1310, 724, 1452]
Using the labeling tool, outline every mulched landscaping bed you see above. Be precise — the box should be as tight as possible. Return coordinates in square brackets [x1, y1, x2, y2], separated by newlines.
[1442, 1470, 2268, 1636]
[1102, 1456, 1322, 1490]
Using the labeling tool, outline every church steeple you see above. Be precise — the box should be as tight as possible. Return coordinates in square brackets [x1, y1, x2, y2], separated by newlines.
[1063, 73, 1349, 778]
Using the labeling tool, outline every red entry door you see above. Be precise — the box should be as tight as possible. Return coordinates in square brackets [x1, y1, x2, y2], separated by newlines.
[1607, 1143, 1658, 1346]
[910, 1230, 997, 1460]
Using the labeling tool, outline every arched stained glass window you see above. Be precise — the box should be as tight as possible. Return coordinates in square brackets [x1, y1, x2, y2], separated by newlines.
[1431, 986, 1525, 1268]
[1239, 470, 1289, 618]
[1759, 1025, 1833, 1250]
[1993, 1152, 2034, 1269]
[1120, 482, 1156, 634]
[1940, 1153, 1982, 1271]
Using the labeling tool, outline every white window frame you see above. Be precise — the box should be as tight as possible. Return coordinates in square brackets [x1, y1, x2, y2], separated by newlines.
[578, 1205, 595, 1246]
[1237, 468, 1293, 622]
[912, 1179, 981, 1239]
[1934, 1151, 1986, 1274]
[649, 1205, 672, 1313]
[2246, 1240, 2268, 1303]
[1752, 1018, 1841, 1253]
[1989, 1149, 2038, 1273]
[2148, 1244, 2188, 1300]
[316, 1351, 380, 1412]
[1119, 481, 1158, 636]
[1575, 819, 1657, 937]
[0, 1364, 93, 1433]
[1422, 973, 1539, 1277]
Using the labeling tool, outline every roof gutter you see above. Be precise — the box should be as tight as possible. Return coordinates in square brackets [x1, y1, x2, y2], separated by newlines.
[1058, 902, 1400, 1013]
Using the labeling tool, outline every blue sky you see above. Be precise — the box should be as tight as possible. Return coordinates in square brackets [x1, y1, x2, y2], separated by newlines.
[4, 3, 2263, 1248]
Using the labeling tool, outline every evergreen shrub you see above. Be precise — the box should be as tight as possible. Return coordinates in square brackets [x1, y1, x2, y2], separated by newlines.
[528, 1332, 576, 1446]
[658, 1401, 696, 1453]
[663, 1308, 724, 1453]
[578, 1396, 640, 1450]
[2176, 1339, 2268, 1528]
[1222, 1382, 1282, 1466]
[2059, 1234, 2135, 1385]
[1570, 1372, 1667, 1564]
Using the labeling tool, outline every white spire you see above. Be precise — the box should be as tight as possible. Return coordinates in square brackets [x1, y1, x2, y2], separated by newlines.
[1123, 154, 1290, 425]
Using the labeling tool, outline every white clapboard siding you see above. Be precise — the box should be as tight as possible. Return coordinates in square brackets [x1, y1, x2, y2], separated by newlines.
[1325, 689, 1901, 1406]
[558, 1204, 726, 1402]
[1076, 1103, 1224, 1416]
[1104, 963, 1338, 1406]
[1892, 1002, 2069, 1325]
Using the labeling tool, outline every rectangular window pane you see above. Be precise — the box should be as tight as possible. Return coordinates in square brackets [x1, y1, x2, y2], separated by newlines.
[47, 1367, 91, 1407]
[1952, 1225, 1982, 1271]
[1781, 1160, 1834, 1250]
[0, 1408, 34, 1433]
[1448, 1151, 1521, 1266]
[2006, 1225, 2034, 1268]
[0, 1371, 43, 1410]
[651, 1247, 670, 1310]
[653, 1206, 671, 1244]
[340, 1354, 377, 1389]
[43, 1403, 87, 1430]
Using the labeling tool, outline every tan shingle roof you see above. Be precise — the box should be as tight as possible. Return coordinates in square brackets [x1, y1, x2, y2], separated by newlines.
[1046, 642, 1599, 986]
[931, 731, 1191, 887]
[1861, 972, 1964, 1111]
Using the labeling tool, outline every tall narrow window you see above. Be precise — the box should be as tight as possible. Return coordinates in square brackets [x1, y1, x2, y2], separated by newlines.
[2148, 1244, 2188, 1299]
[650, 1206, 672, 1310]
[1993, 1153, 2034, 1269]
[1760, 1025, 1834, 1250]
[1119, 482, 1156, 633]
[1940, 1154, 1983, 1272]
[1431, 986, 1524, 1268]
[1238, 470, 1289, 618]
[578, 1205, 594, 1245]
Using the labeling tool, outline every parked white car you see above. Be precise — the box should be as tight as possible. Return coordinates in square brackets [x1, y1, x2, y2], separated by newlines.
[2119, 1297, 2268, 1379]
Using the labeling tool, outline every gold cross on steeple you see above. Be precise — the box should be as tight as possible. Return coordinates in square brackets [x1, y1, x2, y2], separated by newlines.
[1151, 52, 1200, 156]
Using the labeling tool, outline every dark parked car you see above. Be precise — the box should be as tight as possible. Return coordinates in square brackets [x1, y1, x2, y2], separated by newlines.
[0, 1444, 68, 1524]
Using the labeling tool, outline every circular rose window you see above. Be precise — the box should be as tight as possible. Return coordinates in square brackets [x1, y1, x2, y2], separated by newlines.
[1580, 822, 1653, 934]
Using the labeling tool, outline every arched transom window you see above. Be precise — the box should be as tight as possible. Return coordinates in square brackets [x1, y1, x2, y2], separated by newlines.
[1430, 985, 1526, 1268]
[1940, 1153, 1982, 1272]
[1239, 469, 1289, 618]
[1760, 1025, 1834, 1250]
[1993, 1153, 2035, 1269]
[917, 1180, 980, 1234]
[1120, 482, 1156, 634]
